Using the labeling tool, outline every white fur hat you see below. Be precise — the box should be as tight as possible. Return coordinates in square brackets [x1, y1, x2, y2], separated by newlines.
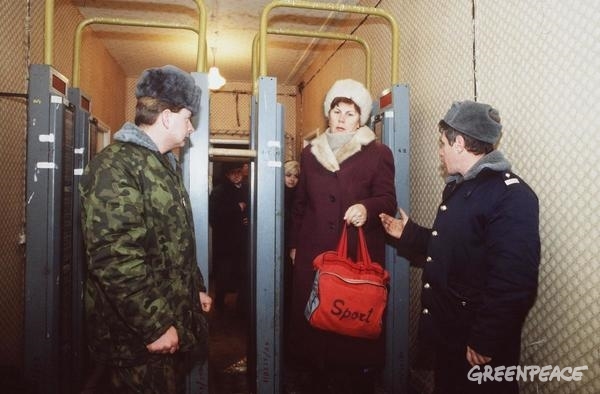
[323, 79, 373, 126]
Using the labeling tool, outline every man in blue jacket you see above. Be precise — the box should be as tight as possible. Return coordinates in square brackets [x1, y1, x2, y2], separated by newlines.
[380, 100, 540, 394]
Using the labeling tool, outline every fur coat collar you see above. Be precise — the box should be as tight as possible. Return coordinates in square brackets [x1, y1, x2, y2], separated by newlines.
[310, 126, 376, 172]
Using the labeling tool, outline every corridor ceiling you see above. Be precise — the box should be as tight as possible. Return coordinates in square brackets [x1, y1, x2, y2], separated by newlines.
[71, 0, 369, 85]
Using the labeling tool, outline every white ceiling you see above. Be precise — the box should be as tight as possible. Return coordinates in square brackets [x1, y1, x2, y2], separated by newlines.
[72, 0, 367, 86]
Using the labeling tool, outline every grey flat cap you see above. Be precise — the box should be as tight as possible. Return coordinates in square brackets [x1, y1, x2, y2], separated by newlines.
[442, 100, 502, 144]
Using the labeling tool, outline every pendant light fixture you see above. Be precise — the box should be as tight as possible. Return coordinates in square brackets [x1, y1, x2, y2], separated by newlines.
[208, 46, 226, 90]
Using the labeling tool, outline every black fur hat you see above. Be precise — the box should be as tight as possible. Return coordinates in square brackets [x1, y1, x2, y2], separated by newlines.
[135, 65, 201, 115]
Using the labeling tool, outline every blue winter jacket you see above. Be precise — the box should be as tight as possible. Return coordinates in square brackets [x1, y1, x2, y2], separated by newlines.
[396, 151, 540, 359]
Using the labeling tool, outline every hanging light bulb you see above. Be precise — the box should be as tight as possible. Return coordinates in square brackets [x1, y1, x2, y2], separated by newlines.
[208, 66, 226, 90]
[208, 47, 226, 90]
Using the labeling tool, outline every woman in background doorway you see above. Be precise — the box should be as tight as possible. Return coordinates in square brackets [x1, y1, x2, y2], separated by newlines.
[283, 160, 300, 357]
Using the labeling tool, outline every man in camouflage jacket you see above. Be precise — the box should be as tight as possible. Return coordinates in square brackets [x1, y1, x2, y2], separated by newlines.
[79, 65, 211, 393]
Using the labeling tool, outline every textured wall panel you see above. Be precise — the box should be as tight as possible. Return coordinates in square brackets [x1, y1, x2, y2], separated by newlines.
[209, 81, 298, 160]
[210, 85, 253, 137]
[0, 0, 33, 372]
[476, 1, 600, 393]
[125, 77, 137, 124]
[0, 99, 27, 371]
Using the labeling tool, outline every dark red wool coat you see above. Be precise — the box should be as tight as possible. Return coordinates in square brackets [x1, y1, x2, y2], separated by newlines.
[289, 126, 396, 368]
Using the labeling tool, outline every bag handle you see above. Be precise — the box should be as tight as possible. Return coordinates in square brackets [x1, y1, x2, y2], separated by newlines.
[336, 224, 349, 258]
[356, 226, 373, 266]
[336, 224, 373, 267]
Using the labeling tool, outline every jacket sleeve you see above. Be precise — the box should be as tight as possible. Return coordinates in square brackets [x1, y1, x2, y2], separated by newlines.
[467, 183, 540, 357]
[394, 218, 431, 264]
[81, 161, 174, 344]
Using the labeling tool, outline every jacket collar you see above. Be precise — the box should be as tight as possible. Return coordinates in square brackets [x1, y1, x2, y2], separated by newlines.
[113, 122, 178, 170]
[446, 150, 512, 184]
[114, 122, 159, 151]
[310, 126, 376, 172]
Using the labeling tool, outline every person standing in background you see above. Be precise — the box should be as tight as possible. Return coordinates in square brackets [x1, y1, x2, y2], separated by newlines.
[288, 79, 396, 393]
[380, 100, 540, 394]
[79, 65, 212, 393]
[209, 161, 250, 317]
[282, 160, 300, 354]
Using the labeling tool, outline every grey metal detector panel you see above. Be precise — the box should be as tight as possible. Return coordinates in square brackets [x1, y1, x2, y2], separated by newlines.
[254, 76, 284, 394]
[25, 64, 75, 394]
[181, 72, 210, 394]
[67, 86, 92, 393]
[374, 84, 411, 393]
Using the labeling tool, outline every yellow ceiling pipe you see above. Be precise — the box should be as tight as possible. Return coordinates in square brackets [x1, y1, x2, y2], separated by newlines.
[72, 18, 199, 88]
[192, 0, 208, 72]
[259, 0, 399, 85]
[44, 0, 54, 65]
[252, 28, 372, 93]
[46, 0, 207, 74]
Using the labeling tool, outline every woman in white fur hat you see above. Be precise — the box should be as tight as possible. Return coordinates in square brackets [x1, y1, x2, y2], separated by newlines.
[287, 79, 397, 393]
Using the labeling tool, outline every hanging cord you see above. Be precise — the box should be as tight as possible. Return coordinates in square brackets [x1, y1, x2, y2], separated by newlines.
[235, 92, 240, 127]
[471, 0, 478, 100]
[211, 46, 217, 68]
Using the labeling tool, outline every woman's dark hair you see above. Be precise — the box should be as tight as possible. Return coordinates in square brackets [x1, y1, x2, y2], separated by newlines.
[329, 97, 361, 116]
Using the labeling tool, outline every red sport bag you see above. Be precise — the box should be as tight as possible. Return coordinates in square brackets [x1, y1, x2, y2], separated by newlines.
[304, 224, 389, 339]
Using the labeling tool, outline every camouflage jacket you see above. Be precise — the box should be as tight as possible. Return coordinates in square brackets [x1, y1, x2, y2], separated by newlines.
[79, 122, 208, 366]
